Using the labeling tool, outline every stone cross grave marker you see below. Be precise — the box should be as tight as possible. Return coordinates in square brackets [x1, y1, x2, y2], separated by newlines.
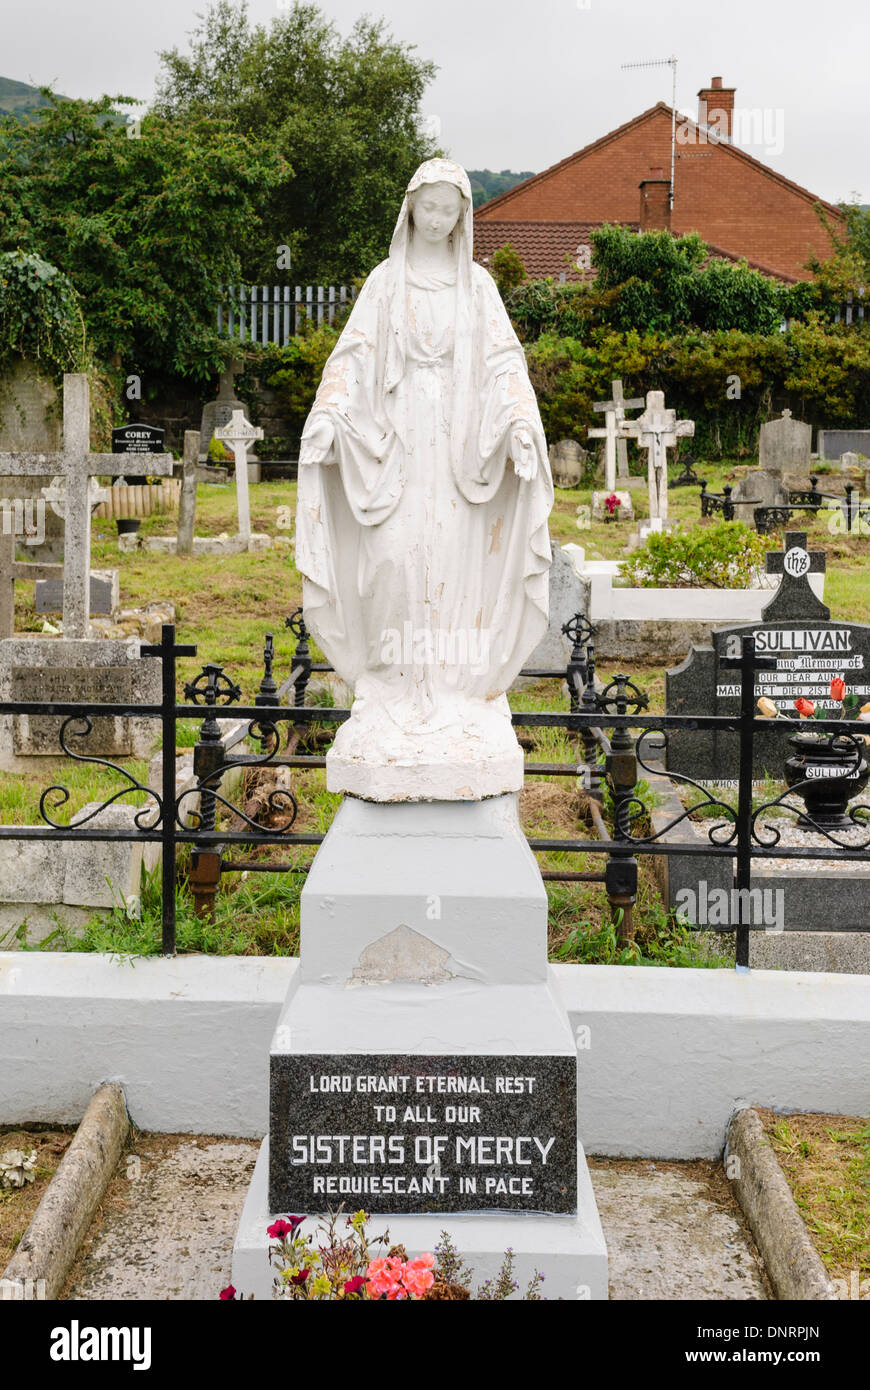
[664, 532, 870, 781]
[619, 390, 695, 524]
[763, 531, 829, 623]
[588, 380, 644, 492]
[0, 375, 173, 638]
[214, 410, 263, 545]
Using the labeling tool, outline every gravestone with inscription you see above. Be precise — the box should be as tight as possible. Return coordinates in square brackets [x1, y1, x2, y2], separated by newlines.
[665, 533, 869, 781]
[233, 796, 605, 1297]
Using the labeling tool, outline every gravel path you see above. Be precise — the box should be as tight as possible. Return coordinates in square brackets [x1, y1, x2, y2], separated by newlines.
[64, 1136, 768, 1301]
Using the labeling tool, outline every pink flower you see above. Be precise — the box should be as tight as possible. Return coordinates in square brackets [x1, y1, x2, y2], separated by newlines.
[267, 1219, 296, 1240]
[344, 1276, 366, 1296]
[219, 1285, 237, 1301]
[403, 1254, 436, 1297]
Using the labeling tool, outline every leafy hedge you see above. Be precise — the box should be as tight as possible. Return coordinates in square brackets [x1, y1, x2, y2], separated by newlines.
[525, 322, 870, 459]
[0, 251, 86, 375]
[621, 521, 768, 589]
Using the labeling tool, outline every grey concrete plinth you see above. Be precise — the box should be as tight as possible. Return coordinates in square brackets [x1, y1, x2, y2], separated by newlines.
[297, 795, 549, 987]
[232, 793, 607, 1294]
[232, 1138, 607, 1301]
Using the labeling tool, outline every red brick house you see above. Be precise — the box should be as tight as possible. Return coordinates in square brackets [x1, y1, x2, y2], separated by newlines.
[475, 78, 843, 284]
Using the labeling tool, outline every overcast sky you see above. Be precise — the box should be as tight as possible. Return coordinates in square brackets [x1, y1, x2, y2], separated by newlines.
[3, 0, 866, 204]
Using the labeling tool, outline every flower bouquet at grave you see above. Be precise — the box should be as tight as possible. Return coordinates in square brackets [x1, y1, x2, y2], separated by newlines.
[757, 678, 870, 829]
[219, 1211, 544, 1301]
[603, 493, 622, 522]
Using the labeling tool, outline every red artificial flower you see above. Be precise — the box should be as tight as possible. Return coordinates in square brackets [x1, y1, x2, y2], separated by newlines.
[291, 1269, 310, 1287]
[344, 1276, 366, 1296]
[604, 494, 622, 515]
[268, 1219, 295, 1240]
[219, 1285, 237, 1301]
[794, 698, 815, 718]
[830, 677, 847, 702]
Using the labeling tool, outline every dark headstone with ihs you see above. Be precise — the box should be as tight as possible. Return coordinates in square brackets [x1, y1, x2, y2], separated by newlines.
[666, 533, 870, 780]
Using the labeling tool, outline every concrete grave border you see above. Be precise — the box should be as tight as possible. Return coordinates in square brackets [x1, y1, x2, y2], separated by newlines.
[726, 1107, 838, 1301]
[1, 955, 868, 1159]
[1, 1082, 129, 1300]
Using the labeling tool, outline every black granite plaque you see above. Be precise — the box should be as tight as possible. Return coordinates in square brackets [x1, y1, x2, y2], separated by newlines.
[112, 424, 166, 455]
[665, 533, 870, 780]
[270, 1053, 577, 1216]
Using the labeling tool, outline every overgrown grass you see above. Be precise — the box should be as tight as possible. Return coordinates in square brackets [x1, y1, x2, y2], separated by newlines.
[765, 1112, 870, 1288]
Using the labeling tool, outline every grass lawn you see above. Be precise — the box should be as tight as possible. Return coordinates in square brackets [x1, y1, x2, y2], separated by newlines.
[3, 458, 865, 965]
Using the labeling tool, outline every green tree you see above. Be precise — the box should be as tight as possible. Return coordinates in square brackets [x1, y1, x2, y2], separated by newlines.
[491, 243, 527, 296]
[155, 0, 440, 284]
[0, 92, 284, 380]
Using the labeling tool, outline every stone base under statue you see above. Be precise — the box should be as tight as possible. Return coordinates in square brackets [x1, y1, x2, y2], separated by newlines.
[326, 688, 524, 802]
[230, 794, 608, 1299]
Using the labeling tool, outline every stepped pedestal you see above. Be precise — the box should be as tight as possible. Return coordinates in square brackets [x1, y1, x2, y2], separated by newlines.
[232, 795, 607, 1300]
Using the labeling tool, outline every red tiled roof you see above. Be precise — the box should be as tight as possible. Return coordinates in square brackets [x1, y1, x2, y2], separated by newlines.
[473, 219, 796, 285]
[473, 220, 639, 282]
[476, 102, 844, 224]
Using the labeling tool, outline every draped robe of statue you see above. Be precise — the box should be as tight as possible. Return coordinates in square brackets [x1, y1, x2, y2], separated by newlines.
[296, 160, 553, 801]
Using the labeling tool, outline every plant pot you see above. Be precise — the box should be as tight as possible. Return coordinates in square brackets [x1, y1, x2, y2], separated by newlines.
[784, 732, 870, 829]
[115, 518, 142, 536]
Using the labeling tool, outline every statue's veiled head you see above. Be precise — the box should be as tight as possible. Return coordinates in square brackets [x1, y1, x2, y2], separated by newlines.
[409, 181, 465, 246]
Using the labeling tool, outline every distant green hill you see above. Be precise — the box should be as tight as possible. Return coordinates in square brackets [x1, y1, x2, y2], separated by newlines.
[468, 169, 536, 209]
[0, 76, 60, 119]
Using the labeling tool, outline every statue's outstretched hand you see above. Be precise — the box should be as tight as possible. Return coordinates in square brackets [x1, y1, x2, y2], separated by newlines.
[300, 415, 336, 466]
[511, 428, 538, 482]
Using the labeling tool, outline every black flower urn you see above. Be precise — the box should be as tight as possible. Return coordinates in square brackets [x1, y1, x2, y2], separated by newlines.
[784, 733, 870, 830]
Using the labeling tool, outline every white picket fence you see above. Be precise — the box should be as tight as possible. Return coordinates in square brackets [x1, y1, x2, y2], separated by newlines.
[217, 285, 358, 346]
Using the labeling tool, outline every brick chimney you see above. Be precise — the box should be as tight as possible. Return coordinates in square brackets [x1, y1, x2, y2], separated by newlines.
[698, 75, 736, 141]
[639, 170, 671, 231]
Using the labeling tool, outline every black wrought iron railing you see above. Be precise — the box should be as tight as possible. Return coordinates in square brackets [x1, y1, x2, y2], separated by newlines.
[2, 619, 869, 969]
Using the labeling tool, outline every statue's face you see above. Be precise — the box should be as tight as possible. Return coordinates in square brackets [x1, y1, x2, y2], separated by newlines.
[410, 182, 464, 245]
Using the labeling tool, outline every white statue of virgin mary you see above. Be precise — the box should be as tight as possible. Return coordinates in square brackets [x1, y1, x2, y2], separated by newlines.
[296, 159, 553, 801]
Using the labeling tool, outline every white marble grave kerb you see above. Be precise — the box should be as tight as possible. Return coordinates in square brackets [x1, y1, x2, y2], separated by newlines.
[0, 374, 173, 639]
[620, 390, 694, 524]
[215, 410, 263, 545]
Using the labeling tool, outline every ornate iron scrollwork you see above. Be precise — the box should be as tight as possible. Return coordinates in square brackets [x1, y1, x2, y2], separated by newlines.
[39, 716, 163, 831]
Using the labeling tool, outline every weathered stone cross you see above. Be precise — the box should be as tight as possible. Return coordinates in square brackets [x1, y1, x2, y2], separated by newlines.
[619, 390, 695, 523]
[0, 374, 173, 639]
[763, 531, 830, 623]
[588, 379, 644, 492]
[215, 410, 263, 545]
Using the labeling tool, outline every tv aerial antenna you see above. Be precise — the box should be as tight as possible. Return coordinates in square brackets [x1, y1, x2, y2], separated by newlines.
[621, 56, 678, 211]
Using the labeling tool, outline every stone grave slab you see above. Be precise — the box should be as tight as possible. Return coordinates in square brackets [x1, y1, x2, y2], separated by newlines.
[35, 569, 119, 617]
[729, 468, 790, 527]
[11, 665, 134, 756]
[0, 637, 161, 762]
[818, 429, 870, 461]
[524, 544, 589, 672]
[759, 410, 811, 475]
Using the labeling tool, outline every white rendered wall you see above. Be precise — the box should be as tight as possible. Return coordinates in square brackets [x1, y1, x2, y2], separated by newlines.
[1, 954, 867, 1156]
